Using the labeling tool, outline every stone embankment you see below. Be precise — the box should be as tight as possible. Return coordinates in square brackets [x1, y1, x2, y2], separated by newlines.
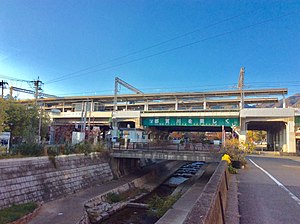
[0, 153, 113, 209]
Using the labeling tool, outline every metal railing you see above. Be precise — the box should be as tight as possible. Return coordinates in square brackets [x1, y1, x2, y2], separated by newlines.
[112, 140, 222, 152]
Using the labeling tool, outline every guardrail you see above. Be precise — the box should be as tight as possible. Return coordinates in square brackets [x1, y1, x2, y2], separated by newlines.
[112, 141, 222, 152]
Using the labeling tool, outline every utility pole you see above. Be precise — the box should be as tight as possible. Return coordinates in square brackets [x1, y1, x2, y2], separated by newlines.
[0, 80, 8, 98]
[83, 102, 88, 132]
[33, 77, 43, 105]
[238, 67, 245, 109]
[9, 86, 13, 99]
[33, 77, 43, 143]
[238, 67, 246, 137]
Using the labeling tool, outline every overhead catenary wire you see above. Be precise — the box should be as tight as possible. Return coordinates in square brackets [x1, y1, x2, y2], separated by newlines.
[5, 75, 297, 98]
[46, 80, 298, 97]
[0, 73, 32, 83]
[45, 10, 300, 85]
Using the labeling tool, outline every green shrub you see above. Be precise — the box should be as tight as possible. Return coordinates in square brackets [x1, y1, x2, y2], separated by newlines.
[106, 188, 147, 204]
[63, 143, 76, 155]
[0, 202, 38, 224]
[228, 164, 238, 174]
[47, 146, 59, 156]
[74, 141, 93, 155]
[4, 140, 110, 159]
[11, 143, 43, 157]
[0, 154, 24, 160]
[148, 193, 181, 218]
[92, 142, 108, 152]
[106, 192, 122, 203]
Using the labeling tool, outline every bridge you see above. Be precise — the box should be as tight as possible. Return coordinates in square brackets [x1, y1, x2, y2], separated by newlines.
[111, 142, 222, 162]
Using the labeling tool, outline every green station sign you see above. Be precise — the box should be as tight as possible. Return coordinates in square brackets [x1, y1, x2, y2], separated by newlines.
[142, 117, 239, 127]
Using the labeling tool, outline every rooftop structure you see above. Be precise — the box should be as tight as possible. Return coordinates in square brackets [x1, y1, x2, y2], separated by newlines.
[20, 88, 287, 113]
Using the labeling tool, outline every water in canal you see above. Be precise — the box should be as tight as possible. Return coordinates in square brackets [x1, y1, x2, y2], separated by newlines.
[101, 161, 204, 224]
[102, 207, 158, 224]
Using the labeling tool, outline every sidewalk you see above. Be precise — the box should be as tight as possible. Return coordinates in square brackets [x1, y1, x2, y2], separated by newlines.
[28, 174, 142, 224]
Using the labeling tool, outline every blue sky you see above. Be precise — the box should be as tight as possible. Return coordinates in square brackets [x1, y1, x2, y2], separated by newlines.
[0, 0, 300, 98]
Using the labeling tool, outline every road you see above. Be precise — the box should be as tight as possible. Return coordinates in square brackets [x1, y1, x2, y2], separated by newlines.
[238, 156, 300, 224]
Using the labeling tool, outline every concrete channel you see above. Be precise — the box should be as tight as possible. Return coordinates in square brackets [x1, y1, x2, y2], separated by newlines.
[78, 161, 217, 224]
[1, 154, 231, 224]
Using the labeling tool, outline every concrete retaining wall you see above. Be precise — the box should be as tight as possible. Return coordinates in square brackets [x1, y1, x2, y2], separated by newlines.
[183, 161, 229, 224]
[0, 153, 113, 209]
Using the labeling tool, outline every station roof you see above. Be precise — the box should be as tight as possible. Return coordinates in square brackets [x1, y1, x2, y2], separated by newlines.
[19, 88, 287, 104]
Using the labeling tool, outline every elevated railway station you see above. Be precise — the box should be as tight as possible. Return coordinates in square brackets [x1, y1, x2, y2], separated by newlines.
[18, 86, 300, 153]
[21, 88, 287, 114]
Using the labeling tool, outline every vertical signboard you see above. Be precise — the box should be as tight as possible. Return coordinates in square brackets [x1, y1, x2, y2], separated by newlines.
[0, 132, 11, 154]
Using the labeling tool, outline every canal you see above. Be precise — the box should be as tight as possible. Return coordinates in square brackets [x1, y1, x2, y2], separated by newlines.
[102, 161, 205, 224]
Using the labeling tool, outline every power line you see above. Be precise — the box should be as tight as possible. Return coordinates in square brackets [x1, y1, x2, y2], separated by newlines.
[0, 75, 58, 99]
[0, 73, 32, 83]
[45, 13, 244, 84]
[46, 10, 300, 84]
[247, 81, 300, 85]
[44, 80, 300, 97]
[45, 2, 284, 84]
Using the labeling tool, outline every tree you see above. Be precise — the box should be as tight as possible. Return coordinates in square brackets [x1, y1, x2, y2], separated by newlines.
[247, 130, 267, 143]
[0, 99, 7, 133]
[2, 99, 50, 144]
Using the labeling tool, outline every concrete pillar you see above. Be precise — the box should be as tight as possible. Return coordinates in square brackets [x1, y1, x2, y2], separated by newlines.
[267, 131, 271, 145]
[282, 124, 287, 152]
[240, 117, 246, 133]
[144, 102, 148, 111]
[238, 119, 247, 144]
[175, 99, 178, 111]
[279, 128, 284, 151]
[135, 117, 141, 128]
[286, 120, 296, 153]
[91, 100, 94, 112]
[203, 97, 207, 110]
[276, 131, 281, 150]
[267, 131, 273, 149]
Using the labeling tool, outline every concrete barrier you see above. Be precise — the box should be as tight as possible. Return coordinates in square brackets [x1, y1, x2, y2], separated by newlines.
[183, 161, 229, 224]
